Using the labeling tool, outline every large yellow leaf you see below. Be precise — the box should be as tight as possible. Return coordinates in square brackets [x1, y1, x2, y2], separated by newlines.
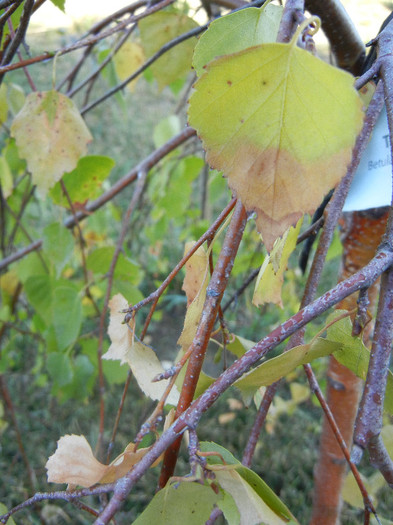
[11, 90, 92, 198]
[188, 41, 364, 251]
[138, 11, 198, 90]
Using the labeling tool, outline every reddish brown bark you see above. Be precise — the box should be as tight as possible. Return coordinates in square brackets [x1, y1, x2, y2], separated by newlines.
[310, 209, 389, 525]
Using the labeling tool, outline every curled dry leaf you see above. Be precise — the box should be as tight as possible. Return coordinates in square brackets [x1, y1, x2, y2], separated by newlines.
[104, 294, 179, 405]
[46, 434, 107, 487]
[46, 430, 172, 487]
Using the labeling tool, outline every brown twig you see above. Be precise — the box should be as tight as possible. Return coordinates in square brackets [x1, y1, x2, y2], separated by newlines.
[158, 201, 247, 488]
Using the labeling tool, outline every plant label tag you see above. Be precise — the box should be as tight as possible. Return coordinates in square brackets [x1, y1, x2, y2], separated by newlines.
[343, 105, 393, 212]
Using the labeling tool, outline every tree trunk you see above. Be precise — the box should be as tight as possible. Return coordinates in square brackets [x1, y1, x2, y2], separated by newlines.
[310, 208, 389, 525]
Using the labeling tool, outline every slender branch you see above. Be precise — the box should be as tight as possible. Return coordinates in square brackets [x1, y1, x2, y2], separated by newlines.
[276, 0, 305, 44]
[368, 435, 393, 487]
[353, 265, 393, 451]
[0, 0, 174, 75]
[64, 127, 196, 228]
[79, 24, 207, 114]
[305, 0, 365, 73]
[0, 0, 34, 71]
[303, 363, 378, 518]
[57, 0, 148, 91]
[0, 375, 36, 493]
[0, 239, 42, 272]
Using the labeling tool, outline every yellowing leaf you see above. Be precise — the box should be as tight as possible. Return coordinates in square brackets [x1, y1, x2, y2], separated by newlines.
[114, 41, 145, 92]
[46, 434, 107, 487]
[11, 91, 92, 198]
[235, 338, 341, 399]
[189, 41, 363, 251]
[327, 311, 393, 415]
[253, 218, 302, 307]
[104, 294, 179, 405]
[201, 441, 298, 523]
[214, 469, 289, 525]
[49, 155, 115, 207]
[182, 242, 209, 306]
[178, 243, 209, 350]
[0, 157, 13, 198]
[193, 4, 283, 77]
[0, 84, 8, 124]
[139, 11, 199, 90]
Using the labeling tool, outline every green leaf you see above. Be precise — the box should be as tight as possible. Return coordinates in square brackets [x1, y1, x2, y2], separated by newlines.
[43, 223, 74, 277]
[0, 504, 16, 525]
[200, 442, 298, 524]
[0, 156, 13, 198]
[47, 352, 74, 387]
[217, 490, 241, 525]
[59, 355, 96, 401]
[235, 338, 341, 399]
[11, 91, 92, 197]
[87, 247, 142, 285]
[50, 155, 115, 206]
[6, 83, 25, 116]
[253, 218, 303, 307]
[159, 157, 204, 219]
[24, 275, 53, 322]
[193, 4, 283, 76]
[189, 36, 363, 251]
[133, 481, 220, 524]
[50, 0, 66, 12]
[153, 115, 181, 148]
[226, 334, 256, 358]
[139, 11, 199, 90]
[1, 4, 23, 42]
[52, 286, 82, 350]
[0, 84, 7, 124]
[327, 311, 393, 415]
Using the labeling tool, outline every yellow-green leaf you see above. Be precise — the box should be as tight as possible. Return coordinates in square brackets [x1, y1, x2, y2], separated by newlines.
[235, 338, 341, 399]
[49, 155, 115, 206]
[201, 442, 298, 524]
[0, 84, 7, 124]
[11, 91, 92, 198]
[133, 481, 220, 524]
[327, 311, 393, 415]
[114, 41, 145, 92]
[139, 11, 199, 90]
[178, 242, 209, 350]
[188, 41, 363, 251]
[193, 4, 283, 77]
[253, 218, 302, 307]
[0, 156, 13, 198]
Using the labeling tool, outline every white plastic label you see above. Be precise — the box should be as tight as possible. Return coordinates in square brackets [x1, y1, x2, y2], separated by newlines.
[343, 105, 393, 212]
